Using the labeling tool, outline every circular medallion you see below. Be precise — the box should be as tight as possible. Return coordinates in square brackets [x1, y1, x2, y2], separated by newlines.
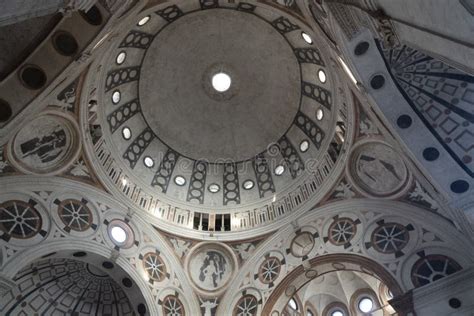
[139, 9, 300, 162]
[259, 257, 282, 284]
[371, 223, 409, 254]
[328, 218, 356, 246]
[9, 111, 80, 175]
[58, 199, 92, 232]
[186, 242, 237, 293]
[349, 141, 408, 197]
[0, 200, 42, 239]
[290, 232, 315, 257]
[143, 252, 167, 282]
[233, 295, 258, 316]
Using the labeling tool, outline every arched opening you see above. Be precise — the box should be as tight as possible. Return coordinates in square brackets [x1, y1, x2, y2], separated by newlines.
[262, 254, 402, 315]
[0, 250, 150, 315]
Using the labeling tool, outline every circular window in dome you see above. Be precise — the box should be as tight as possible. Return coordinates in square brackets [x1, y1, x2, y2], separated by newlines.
[358, 297, 373, 313]
[300, 140, 310, 152]
[138, 15, 150, 26]
[275, 165, 285, 176]
[20, 65, 47, 90]
[301, 32, 313, 44]
[144, 156, 154, 168]
[332, 311, 344, 316]
[243, 180, 254, 190]
[116, 51, 126, 65]
[122, 127, 132, 140]
[316, 108, 324, 121]
[52, 31, 78, 56]
[208, 183, 220, 193]
[111, 226, 126, 243]
[108, 219, 134, 248]
[0, 99, 12, 123]
[112, 90, 121, 104]
[212, 72, 232, 92]
[318, 69, 327, 83]
[174, 176, 186, 186]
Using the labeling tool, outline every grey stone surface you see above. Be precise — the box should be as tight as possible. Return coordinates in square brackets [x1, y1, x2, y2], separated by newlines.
[140, 9, 300, 162]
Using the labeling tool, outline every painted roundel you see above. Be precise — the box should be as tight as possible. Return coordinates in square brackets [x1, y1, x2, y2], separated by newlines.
[258, 257, 282, 284]
[162, 295, 185, 316]
[8, 112, 80, 175]
[290, 232, 315, 257]
[57, 199, 92, 232]
[143, 252, 167, 282]
[186, 243, 237, 293]
[371, 223, 409, 254]
[411, 255, 462, 287]
[0, 200, 42, 239]
[328, 217, 357, 246]
[233, 295, 258, 316]
[349, 142, 408, 197]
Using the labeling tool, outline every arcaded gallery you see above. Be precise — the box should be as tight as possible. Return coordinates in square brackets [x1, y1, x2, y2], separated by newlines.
[0, 0, 473, 315]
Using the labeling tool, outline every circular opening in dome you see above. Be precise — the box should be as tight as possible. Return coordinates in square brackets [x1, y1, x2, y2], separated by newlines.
[116, 51, 126, 65]
[300, 140, 310, 152]
[52, 31, 78, 56]
[0, 99, 12, 123]
[358, 297, 373, 313]
[316, 108, 324, 121]
[144, 156, 154, 168]
[138, 16, 150, 26]
[80, 5, 102, 25]
[331, 311, 344, 316]
[174, 176, 186, 186]
[110, 226, 127, 243]
[318, 69, 327, 83]
[301, 32, 313, 44]
[20, 65, 47, 90]
[243, 180, 254, 190]
[275, 165, 285, 176]
[208, 183, 220, 193]
[112, 90, 121, 104]
[122, 127, 132, 140]
[212, 72, 232, 92]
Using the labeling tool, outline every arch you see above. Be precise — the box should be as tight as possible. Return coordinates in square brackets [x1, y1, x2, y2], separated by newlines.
[261, 254, 403, 315]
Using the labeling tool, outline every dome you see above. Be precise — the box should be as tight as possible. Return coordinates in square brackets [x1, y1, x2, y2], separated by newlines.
[84, 1, 345, 235]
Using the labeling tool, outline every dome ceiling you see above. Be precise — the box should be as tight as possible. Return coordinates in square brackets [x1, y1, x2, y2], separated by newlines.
[83, 0, 346, 234]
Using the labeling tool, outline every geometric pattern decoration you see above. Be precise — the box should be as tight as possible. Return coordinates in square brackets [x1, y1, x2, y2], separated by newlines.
[294, 111, 326, 149]
[378, 42, 474, 177]
[0, 259, 135, 316]
[326, 217, 359, 248]
[105, 67, 140, 92]
[142, 252, 167, 283]
[258, 256, 282, 284]
[233, 295, 258, 316]
[119, 31, 153, 49]
[107, 99, 141, 133]
[411, 254, 462, 288]
[370, 222, 411, 256]
[0, 200, 42, 240]
[294, 48, 325, 66]
[155, 5, 184, 22]
[122, 128, 154, 169]
[277, 136, 305, 179]
[161, 295, 185, 316]
[223, 163, 241, 206]
[151, 148, 180, 193]
[56, 198, 94, 232]
[271, 16, 300, 34]
[187, 161, 207, 204]
[253, 155, 276, 198]
[302, 81, 332, 110]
